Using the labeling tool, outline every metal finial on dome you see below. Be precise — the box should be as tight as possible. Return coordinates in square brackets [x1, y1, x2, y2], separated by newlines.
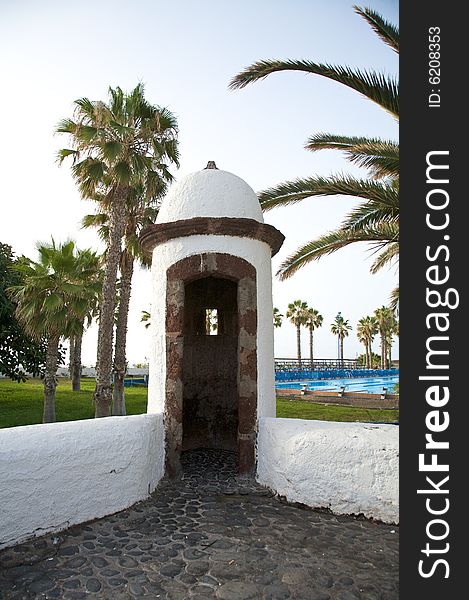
[205, 161, 218, 169]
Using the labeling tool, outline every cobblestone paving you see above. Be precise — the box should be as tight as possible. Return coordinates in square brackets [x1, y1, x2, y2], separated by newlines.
[0, 449, 399, 599]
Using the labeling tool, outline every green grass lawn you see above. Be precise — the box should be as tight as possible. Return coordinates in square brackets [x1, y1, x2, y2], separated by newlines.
[0, 378, 398, 429]
[0, 378, 147, 428]
[276, 397, 398, 423]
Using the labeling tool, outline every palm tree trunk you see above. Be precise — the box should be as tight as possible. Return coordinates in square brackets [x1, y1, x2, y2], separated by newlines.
[309, 327, 313, 369]
[43, 334, 60, 423]
[69, 337, 75, 384]
[388, 340, 392, 369]
[94, 188, 127, 417]
[297, 324, 302, 369]
[72, 328, 83, 392]
[381, 335, 385, 369]
[340, 337, 344, 367]
[112, 251, 134, 416]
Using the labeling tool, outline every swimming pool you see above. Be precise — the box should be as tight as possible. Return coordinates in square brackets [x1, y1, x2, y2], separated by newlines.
[276, 375, 399, 394]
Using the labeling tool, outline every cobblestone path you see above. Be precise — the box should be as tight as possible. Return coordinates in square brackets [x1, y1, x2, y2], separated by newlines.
[0, 449, 399, 599]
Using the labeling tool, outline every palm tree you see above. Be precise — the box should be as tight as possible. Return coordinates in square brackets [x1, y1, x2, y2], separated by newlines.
[374, 306, 397, 369]
[57, 84, 179, 417]
[9, 240, 101, 422]
[273, 307, 283, 328]
[331, 314, 352, 367]
[286, 300, 308, 368]
[68, 248, 102, 391]
[82, 189, 165, 415]
[357, 316, 378, 369]
[230, 6, 399, 303]
[304, 307, 323, 368]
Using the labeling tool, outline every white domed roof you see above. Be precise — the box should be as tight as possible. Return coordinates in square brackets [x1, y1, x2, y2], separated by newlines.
[156, 164, 264, 224]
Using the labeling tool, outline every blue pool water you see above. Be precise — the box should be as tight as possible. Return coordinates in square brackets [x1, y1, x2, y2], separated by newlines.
[276, 375, 399, 394]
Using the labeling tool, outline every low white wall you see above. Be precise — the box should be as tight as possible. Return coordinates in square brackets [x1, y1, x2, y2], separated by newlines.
[257, 418, 399, 524]
[0, 414, 164, 549]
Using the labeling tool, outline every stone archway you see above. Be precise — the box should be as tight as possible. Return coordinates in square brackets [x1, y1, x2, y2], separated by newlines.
[165, 253, 257, 477]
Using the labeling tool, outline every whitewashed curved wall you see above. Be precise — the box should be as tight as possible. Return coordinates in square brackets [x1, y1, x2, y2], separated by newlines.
[0, 414, 164, 549]
[257, 418, 399, 524]
[147, 235, 275, 419]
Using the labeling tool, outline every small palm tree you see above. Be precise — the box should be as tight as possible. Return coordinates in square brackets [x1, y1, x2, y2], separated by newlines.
[58, 84, 179, 417]
[273, 307, 283, 328]
[304, 307, 323, 368]
[331, 314, 352, 367]
[357, 316, 378, 369]
[286, 300, 309, 368]
[9, 240, 101, 422]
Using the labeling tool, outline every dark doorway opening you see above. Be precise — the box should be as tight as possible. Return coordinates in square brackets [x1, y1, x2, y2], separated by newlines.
[182, 276, 238, 452]
[165, 253, 257, 477]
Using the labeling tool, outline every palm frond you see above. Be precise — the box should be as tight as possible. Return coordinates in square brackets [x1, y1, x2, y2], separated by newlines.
[370, 241, 399, 273]
[389, 286, 399, 312]
[56, 148, 79, 164]
[230, 59, 398, 118]
[343, 199, 399, 231]
[276, 226, 396, 280]
[56, 118, 77, 135]
[81, 213, 108, 228]
[305, 133, 399, 178]
[81, 213, 110, 243]
[73, 97, 96, 118]
[259, 174, 398, 211]
[354, 6, 399, 53]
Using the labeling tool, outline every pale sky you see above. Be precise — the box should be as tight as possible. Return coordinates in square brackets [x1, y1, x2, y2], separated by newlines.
[0, 0, 399, 366]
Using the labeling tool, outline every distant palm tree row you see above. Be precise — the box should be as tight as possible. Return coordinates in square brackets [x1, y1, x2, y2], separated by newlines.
[273, 302, 398, 370]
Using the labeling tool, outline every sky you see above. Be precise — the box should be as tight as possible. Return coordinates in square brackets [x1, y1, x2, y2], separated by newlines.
[0, 0, 399, 366]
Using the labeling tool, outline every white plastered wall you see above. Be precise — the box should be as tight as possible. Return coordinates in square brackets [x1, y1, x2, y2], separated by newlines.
[147, 235, 275, 419]
[156, 169, 264, 223]
[0, 414, 164, 549]
[257, 417, 399, 524]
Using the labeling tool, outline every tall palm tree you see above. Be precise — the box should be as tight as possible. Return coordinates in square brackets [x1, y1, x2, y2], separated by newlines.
[273, 307, 283, 328]
[230, 6, 399, 303]
[82, 189, 164, 415]
[68, 248, 102, 391]
[304, 307, 323, 368]
[357, 316, 378, 369]
[286, 300, 308, 368]
[374, 306, 397, 369]
[331, 314, 352, 367]
[9, 240, 101, 422]
[57, 84, 179, 417]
